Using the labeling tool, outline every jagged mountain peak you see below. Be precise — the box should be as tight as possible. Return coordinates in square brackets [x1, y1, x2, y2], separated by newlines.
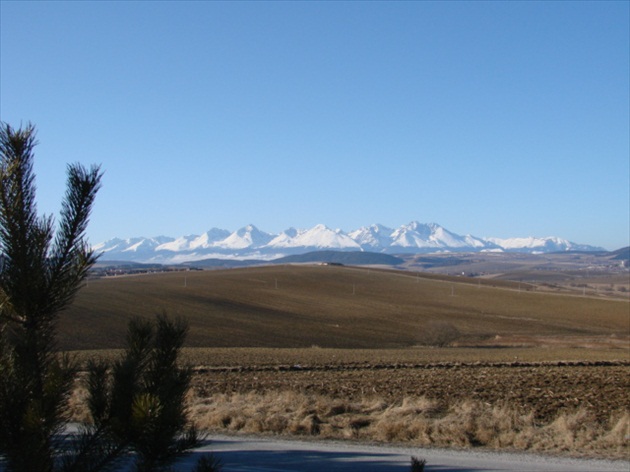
[348, 224, 395, 248]
[94, 222, 604, 263]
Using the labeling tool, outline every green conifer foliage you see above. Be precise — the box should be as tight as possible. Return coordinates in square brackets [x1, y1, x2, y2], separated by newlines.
[0, 123, 219, 472]
[86, 315, 200, 472]
[0, 122, 102, 472]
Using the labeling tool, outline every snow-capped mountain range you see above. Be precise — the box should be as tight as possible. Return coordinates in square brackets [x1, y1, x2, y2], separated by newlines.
[93, 222, 604, 264]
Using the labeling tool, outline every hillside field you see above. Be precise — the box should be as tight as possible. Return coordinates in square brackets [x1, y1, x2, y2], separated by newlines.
[63, 265, 630, 458]
[60, 264, 628, 351]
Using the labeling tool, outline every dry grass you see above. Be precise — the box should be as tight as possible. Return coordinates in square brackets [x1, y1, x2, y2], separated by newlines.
[181, 391, 628, 459]
[66, 361, 629, 460]
[67, 386, 629, 458]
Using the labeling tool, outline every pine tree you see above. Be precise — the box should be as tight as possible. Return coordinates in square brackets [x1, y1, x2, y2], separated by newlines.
[0, 123, 222, 472]
[0, 122, 102, 471]
[86, 315, 201, 472]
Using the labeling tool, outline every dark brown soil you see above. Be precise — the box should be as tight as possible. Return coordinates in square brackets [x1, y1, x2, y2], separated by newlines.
[192, 362, 630, 423]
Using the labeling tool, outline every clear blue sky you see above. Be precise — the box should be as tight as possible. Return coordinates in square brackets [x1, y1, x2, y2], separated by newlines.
[1, 1, 628, 250]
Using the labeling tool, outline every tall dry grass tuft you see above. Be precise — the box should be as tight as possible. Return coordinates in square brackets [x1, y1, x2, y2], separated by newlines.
[532, 409, 630, 456]
[184, 391, 629, 459]
[425, 401, 536, 449]
[597, 411, 630, 455]
[534, 409, 598, 452]
[68, 387, 629, 459]
[66, 379, 92, 424]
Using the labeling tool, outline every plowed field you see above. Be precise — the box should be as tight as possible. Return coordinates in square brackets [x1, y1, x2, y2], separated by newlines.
[192, 361, 630, 423]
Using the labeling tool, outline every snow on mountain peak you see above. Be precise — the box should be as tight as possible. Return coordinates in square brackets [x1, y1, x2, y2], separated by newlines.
[484, 236, 584, 252]
[189, 228, 231, 250]
[94, 222, 604, 263]
[267, 227, 305, 248]
[267, 224, 360, 249]
[348, 224, 394, 249]
[157, 235, 196, 252]
[215, 224, 274, 249]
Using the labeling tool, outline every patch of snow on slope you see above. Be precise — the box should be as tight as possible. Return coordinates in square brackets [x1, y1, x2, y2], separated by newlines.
[122, 237, 172, 253]
[348, 224, 394, 249]
[290, 224, 361, 249]
[487, 236, 569, 250]
[464, 234, 493, 248]
[189, 228, 231, 249]
[266, 228, 305, 248]
[215, 224, 274, 249]
[157, 235, 196, 252]
[390, 222, 440, 248]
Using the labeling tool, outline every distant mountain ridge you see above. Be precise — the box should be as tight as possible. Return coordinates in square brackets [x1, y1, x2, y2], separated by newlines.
[274, 251, 404, 266]
[93, 222, 605, 264]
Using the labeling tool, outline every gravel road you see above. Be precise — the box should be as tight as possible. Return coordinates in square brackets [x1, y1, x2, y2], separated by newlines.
[4, 430, 626, 471]
[171, 434, 629, 472]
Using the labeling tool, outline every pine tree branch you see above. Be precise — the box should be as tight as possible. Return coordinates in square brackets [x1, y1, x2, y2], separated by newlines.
[47, 163, 102, 315]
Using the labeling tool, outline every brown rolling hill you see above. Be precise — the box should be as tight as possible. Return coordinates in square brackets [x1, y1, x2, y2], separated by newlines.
[59, 265, 629, 351]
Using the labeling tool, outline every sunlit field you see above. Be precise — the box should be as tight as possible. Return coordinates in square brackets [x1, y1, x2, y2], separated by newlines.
[64, 265, 629, 459]
[61, 265, 629, 350]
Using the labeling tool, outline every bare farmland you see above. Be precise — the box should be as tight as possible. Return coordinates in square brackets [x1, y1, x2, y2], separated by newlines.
[63, 265, 629, 458]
